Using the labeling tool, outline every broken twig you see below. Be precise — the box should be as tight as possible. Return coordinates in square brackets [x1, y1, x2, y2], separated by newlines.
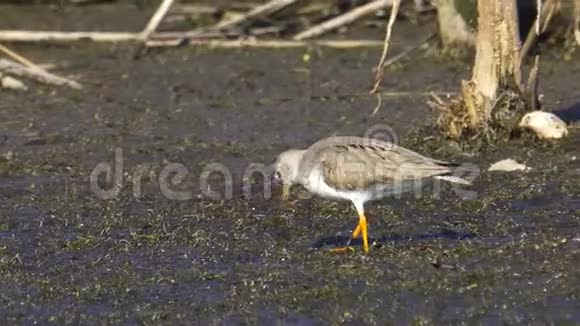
[0, 59, 82, 89]
[380, 31, 436, 68]
[146, 38, 385, 48]
[0, 43, 42, 70]
[370, 0, 401, 94]
[0, 31, 139, 42]
[526, 55, 541, 111]
[149, 30, 241, 41]
[294, 0, 394, 41]
[368, 32, 435, 116]
[521, 0, 557, 60]
[215, 0, 300, 30]
[140, 0, 176, 40]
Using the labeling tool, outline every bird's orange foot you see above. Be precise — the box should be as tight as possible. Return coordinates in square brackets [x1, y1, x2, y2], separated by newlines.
[330, 212, 370, 254]
[330, 246, 355, 254]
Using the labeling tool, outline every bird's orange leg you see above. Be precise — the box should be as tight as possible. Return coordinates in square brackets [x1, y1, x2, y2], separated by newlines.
[351, 223, 362, 239]
[330, 211, 369, 254]
[358, 212, 369, 253]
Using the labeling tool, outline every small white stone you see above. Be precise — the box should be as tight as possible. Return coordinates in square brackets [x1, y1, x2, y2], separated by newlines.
[1, 75, 28, 91]
[519, 111, 568, 139]
[488, 158, 531, 172]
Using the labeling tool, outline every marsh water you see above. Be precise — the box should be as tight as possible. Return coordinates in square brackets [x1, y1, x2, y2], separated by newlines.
[1, 3, 580, 324]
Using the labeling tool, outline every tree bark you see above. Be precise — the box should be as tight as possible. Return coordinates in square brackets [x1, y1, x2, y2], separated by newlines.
[468, 0, 522, 123]
[574, 0, 580, 45]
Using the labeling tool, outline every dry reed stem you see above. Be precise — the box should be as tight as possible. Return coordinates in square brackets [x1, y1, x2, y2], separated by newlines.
[369, 0, 401, 95]
[293, 0, 394, 41]
[140, 0, 176, 40]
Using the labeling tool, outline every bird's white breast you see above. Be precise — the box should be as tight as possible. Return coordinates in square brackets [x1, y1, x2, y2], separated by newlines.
[302, 165, 373, 204]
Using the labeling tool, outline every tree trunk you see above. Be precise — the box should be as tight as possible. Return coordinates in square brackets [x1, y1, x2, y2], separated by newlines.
[575, 0, 580, 45]
[468, 0, 522, 123]
[434, 0, 537, 144]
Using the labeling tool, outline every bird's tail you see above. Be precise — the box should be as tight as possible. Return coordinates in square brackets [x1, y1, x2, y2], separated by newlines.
[434, 175, 472, 185]
[433, 162, 478, 185]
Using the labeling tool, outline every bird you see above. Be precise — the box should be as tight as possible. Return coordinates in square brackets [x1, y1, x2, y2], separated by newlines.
[273, 136, 473, 254]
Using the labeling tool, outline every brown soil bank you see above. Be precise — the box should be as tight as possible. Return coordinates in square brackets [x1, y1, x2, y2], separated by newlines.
[0, 3, 580, 324]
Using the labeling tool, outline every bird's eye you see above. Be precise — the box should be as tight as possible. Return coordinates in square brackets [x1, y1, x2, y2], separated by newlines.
[274, 171, 282, 180]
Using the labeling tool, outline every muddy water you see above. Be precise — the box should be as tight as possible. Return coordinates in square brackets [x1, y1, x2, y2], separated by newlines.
[1, 3, 580, 324]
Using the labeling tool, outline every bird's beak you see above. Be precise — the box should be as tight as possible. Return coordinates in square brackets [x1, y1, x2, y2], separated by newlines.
[281, 183, 290, 201]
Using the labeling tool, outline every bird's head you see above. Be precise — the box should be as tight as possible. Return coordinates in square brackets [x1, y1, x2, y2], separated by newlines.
[273, 149, 306, 200]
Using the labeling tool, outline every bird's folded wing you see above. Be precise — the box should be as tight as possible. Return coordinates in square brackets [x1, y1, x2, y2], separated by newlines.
[315, 138, 453, 191]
